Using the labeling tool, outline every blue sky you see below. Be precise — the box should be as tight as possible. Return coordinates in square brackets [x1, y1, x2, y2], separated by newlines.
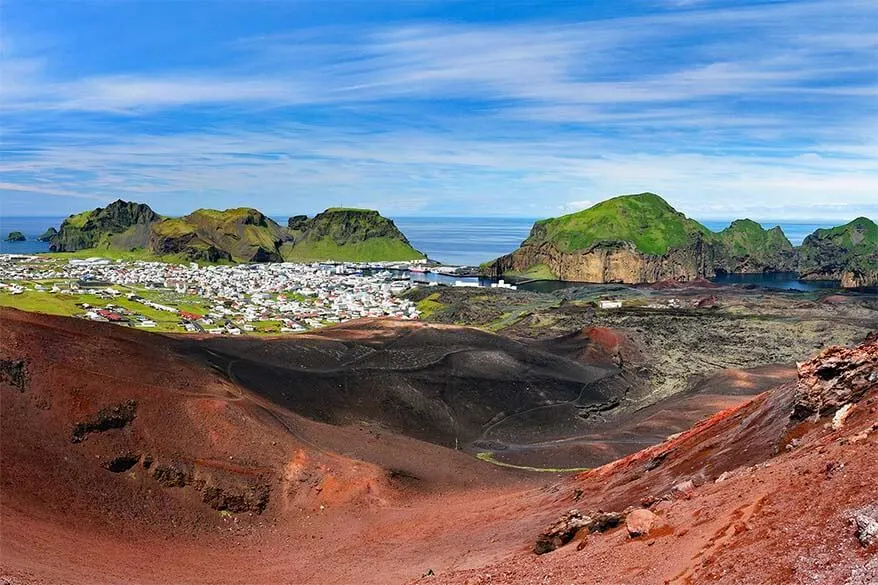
[1, 0, 876, 220]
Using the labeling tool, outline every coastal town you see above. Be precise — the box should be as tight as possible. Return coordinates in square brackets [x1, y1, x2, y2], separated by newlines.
[0, 254, 428, 334]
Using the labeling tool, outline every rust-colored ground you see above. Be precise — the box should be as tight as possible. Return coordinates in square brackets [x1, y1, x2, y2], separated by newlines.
[1, 308, 875, 585]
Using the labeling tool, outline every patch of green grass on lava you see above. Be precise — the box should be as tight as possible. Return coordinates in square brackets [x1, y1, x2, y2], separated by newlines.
[476, 452, 590, 473]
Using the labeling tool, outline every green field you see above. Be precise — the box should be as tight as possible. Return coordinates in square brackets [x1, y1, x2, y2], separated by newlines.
[0, 288, 185, 332]
[280, 237, 425, 262]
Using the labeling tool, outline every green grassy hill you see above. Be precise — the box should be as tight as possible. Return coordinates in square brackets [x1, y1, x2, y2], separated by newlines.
[45, 200, 423, 264]
[525, 193, 712, 255]
[284, 208, 424, 262]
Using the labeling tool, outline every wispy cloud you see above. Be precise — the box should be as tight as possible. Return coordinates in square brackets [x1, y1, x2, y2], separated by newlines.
[1, 0, 876, 218]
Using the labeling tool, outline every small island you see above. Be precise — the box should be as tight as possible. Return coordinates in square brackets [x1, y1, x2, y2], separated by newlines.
[5, 231, 26, 242]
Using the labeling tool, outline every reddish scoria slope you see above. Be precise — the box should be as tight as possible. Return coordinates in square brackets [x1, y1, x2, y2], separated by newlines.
[410, 338, 878, 585]
[0, 308, 536, 585]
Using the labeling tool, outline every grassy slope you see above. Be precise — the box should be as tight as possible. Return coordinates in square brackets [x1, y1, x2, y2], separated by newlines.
[0, 290, 184, 332]
[41, 247, 195, 264]
[718, 219, 792, 256]
[810, 217, 878, 248]
[281, 237, 425, 262]
[415, 292, 446, 318]
[528, 193, 712, 255]
[504, 263, 558, 280]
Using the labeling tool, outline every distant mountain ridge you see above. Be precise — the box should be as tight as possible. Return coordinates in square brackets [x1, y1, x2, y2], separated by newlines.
[48, 200, 425, 263]
[485, 193, 877, 288]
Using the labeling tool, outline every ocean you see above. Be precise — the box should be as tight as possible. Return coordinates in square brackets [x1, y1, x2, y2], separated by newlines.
[0, 215, 843, 266]
[0, 217, 852, 289]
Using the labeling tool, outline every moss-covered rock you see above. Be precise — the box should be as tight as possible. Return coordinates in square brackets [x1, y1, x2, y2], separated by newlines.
[49, 200, 161, 252]
[36, 227, 58, 242]
[282, 208, 425, 262]
[799, 217, 878, 286]
[5, 231, 26, 242]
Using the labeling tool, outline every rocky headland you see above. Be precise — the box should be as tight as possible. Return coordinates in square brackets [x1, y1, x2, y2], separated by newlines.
[485, 193, 877, 287]
[48, 200, 424, 263]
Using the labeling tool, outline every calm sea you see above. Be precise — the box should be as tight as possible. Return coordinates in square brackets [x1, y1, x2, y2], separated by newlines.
[0, 215, 845, 266]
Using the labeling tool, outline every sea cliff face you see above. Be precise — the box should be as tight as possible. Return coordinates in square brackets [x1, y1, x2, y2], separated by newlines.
[49, 200, 160, 252]
[485, 195, 876, 287]
[489, 237, 716, 284]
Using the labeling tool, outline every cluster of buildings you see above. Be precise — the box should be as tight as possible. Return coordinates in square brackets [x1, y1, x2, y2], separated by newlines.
[0, 255, 421, 334]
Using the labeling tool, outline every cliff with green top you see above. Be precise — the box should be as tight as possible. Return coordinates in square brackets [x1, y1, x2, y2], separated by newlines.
[798, 217, 878, 287]
[485, 193, 873, 287]
[46, 200, 422, 264]
[49, 200, 161, 253]
[485, 193, 719, 283]
[282, 208, 424, 262]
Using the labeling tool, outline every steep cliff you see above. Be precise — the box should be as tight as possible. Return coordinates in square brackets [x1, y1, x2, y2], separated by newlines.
[37, 227, 58, 242]
[282, 208, 425, 262]
[798, 217, 878, 286]
[149, 208, 289, 263]
[486, 194, 717, 283]
[714, 219, 796, 274]
[49, 200, 161, 252]
[46, 201, 423, 264]
[486, 194, 876, 287]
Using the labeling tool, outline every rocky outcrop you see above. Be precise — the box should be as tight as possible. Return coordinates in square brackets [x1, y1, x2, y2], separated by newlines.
[714, 219, 797, 274]
[47, 200, 423, 264]
[791, 339, 878, 420]
[50, 200, 160, 252]
[5, 231, 25, 242]
[488, 235, 716, 283]
[485, 194, 876, 287]
[534, 509, 626, 554]
[282, 208, 425, 262]
[37, 227, 58, 242]
[148, 208, 288, 263]
[798, 217, 878, 286]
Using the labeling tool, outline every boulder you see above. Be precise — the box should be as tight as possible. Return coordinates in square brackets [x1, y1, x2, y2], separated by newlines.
[534, 509, 589, 554]
[626, 508, 660, 537]
[852, 506, 878, 547]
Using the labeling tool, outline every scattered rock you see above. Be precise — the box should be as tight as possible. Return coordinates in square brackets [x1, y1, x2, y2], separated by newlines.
[852, 506, 878, 547]
[71, 400, 137, 443]
[644, 451, 669, 471]
[201, 483, 270, 514]
[589, 511, 624, 533]
[534, 509, 590, 554]
[152, 463, 191, 488]
[792, 340, 878, 420]
[672, 479, 695, 496]
[824, 461, 844, 480]
[626, 508, 660, 537]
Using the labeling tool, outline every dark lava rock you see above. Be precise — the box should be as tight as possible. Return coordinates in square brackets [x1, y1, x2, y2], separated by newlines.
[104, 454, 140, 473]
[152, 464, 192, 488]
[71, 400, 137, 443]
[201, 483, 270, 514]
[0, 359, 29, 393]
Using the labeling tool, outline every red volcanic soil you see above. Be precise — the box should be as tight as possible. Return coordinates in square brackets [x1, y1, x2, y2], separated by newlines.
[2, 308, 876, 585]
